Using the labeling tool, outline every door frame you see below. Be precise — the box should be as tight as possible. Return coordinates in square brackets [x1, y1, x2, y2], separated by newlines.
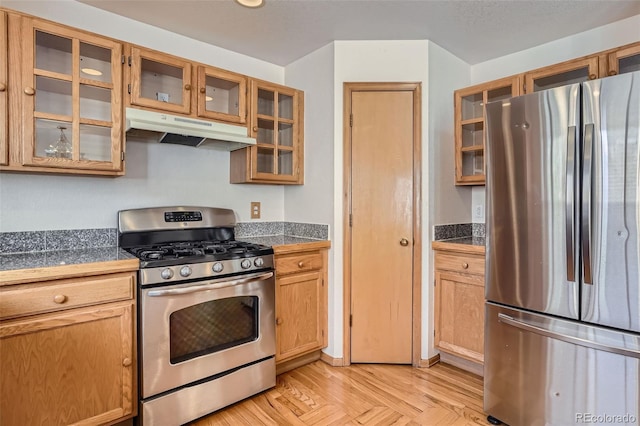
[342, 82, 422, 366]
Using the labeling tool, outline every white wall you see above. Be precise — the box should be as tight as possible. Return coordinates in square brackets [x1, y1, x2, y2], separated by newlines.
[0, 1, 286, 231]
[470, 15, 640, 216]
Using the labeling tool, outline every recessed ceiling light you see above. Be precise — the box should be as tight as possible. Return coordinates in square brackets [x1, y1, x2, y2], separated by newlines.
[81, 67, 103, 76]
[235, 0, 264, 8]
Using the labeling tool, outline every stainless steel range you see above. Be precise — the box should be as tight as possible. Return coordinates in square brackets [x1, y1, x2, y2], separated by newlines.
[118, 206, 276, 426]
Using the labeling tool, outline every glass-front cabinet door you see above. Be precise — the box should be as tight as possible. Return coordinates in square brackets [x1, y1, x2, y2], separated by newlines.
[249, 80, 301, 183]
[196, 65, 246, 124]
[606, 41, 640, 76]
[20, 18, 123, 171]
[524, 56, 599, 93]
[0, 11, 8, 166]
[128, 47, 191, 115]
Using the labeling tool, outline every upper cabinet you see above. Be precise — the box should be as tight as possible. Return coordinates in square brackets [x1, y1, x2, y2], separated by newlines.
[230, 79, 304, 184]
[7, 14, 124, 175]
[0, 11, 8, 166]
[454, 76, 520, 185]
[126, 46, 247, 124]
[605, 42, 640, 77]
[524, 56, 599, 93]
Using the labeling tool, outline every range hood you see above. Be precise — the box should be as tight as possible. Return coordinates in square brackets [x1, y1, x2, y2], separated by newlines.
[125, 108, 256, 151]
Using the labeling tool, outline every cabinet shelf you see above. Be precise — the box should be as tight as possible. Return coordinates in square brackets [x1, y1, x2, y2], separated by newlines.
[460, 117, 484, 126]
[461, 145, 484, 153]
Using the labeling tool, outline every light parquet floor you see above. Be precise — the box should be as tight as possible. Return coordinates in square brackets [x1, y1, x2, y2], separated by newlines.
[191, 361, 488, 426]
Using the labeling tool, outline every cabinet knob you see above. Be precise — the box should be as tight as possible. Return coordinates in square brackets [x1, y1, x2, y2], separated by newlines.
[276, 317, 283, 325]
[589, 74, 597, 80]
[252, 126, 258, 132]
[608, 70, 618, 76]
[53, 294, 67, 304]
[199, 87, 206, 94]
[0, 83, 6, 92]
[400, 238, 409, 246]
[122, 358, 132, 367]
[298, 261, 305, 268]
[462, 262, 469, 269]
[24, 87, 35, 96]
[184, 84, 191, 91]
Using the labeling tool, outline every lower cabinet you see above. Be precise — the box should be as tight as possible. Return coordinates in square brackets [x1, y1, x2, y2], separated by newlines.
[0, 271, 136, 426]
[433, 244, 485, 366]
[274, 245, 328, 367]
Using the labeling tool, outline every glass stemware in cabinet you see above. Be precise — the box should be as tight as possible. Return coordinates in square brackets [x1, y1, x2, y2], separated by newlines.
[45, 126, 72, 159]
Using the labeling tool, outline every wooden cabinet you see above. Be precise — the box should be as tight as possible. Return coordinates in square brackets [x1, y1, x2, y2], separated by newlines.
[0, 271, 137, 425]
[126, 46, 247, 124]
[230, 79, 304, 184]
[7, 14, 125, 175]
[454, 76, 520, 185]
[604, 41, 640, 77]
[524, 56, 599, 94]
[274, 246, 327, 365]
[433, 243, 485, 366]
[0, 10, 7, 166]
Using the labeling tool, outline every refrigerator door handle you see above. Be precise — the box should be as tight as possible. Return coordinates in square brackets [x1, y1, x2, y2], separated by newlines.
[565, 126, 576, 282]
[582, 123, 594, 284]
[497, 313, 640, 359]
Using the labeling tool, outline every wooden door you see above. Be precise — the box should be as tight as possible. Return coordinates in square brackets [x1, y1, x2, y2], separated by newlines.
[347, 84, 419, 364]
[0, 10, 7, 166]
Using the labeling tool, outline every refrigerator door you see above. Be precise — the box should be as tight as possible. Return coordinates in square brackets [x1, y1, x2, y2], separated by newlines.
[485, 84, 580, 319]
[581, 71, 640, 333]
[484, 302, 640, 426]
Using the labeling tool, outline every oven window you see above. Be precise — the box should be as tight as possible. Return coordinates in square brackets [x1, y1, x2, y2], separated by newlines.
[169, 296, 258, 364]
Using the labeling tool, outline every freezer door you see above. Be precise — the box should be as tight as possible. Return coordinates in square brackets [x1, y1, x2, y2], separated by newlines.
[581, 71, 640, 333]
[484, 302, 640, 426]
[485, 84, 580, 319]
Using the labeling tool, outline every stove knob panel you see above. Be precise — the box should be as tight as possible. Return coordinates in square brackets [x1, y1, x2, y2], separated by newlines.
[160, 268, 174, 280]
[254, 257, 264, 267]
[212, 262, 224, 273]
[180, 266, 192, 277]
[241, 259, 252, 269]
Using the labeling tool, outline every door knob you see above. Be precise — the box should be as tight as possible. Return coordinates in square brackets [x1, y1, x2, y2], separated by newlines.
[400, 238, 409, 246]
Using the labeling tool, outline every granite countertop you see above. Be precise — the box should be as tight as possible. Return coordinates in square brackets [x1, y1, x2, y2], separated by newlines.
[438, 237, 485, 246]
[432, 237, 486, 254]
[239, 235, 331, 254]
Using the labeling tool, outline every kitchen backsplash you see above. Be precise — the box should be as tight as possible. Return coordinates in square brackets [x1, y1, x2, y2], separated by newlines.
[0, 222, 329, 254]
[433, 223, 485, 240]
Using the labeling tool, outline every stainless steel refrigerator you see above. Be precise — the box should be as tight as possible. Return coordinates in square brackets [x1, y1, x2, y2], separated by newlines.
[484, 71, 640, 426]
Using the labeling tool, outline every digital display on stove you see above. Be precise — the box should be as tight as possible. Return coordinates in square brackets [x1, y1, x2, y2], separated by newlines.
[164, 211, 203, 222]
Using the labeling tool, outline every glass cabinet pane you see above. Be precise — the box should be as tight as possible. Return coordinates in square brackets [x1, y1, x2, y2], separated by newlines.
[462, 122, 483, 148]
[461, 92, 483, 120]
[533, 67, 589, 91]
[79, 42, 112, 84]
[35, 76, 72, 117]
[35, 118, 73, 158]
[618, 55, 640, 74]
[462, 151, 484, 176]
[140, 58, 184, 106]
[257, 89, 274, 116]
[204, 76, 239, 115]
[79, 85, 111, 122]
[487, 86, 512, 103]
[279, 93, 293, 120]
[278, 150, 293, 175]
[278, 123, 293, 147]
[257, 118, 274, 144]
[35, 31, 71, 75]
[79, 124, 112, 162]
[257, 147, 274, 173]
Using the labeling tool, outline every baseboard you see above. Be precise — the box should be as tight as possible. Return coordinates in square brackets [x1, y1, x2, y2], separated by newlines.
[276, 350, 322, 375]
[418, 353, 441, 368]
[439, 351, 484, 377]
[320, 352, 344, 367]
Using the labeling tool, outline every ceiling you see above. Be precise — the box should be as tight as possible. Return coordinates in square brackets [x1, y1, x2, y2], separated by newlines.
[77, 0, 640, 66]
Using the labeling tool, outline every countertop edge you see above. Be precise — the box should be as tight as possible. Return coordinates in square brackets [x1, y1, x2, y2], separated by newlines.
[431, 240, 485, 255]
[0, 258, 140, 286]
[272, 240, 332, 255]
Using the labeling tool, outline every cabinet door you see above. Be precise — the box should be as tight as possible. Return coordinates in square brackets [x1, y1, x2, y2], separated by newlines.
[128, 46, 191, 114]
[0, 10, 7, 166]
[196, 65, 247, 124]
[434, 270, 484, 363]
[276, 270, 324, 362]
[606, 42, 640, 77]
[454, 76, 520, 185]
[20, 17, 123, 171]
[524, 56, 599, 93]
[0, 301, 135, 425]
[247, 80, 303, 183]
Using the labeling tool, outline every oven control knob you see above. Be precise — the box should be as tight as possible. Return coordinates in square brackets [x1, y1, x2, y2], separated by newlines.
[160, 268, 174, 280]
[212, 262, 224, 273]
[241, 259, 252, 269]
[254, 257, 264, 267]
[179, 266, 192, 277]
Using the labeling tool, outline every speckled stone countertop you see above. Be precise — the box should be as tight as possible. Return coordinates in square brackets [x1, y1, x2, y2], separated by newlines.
[439, 237, 485, 246]
[240, 235, 331, 254]
[431, 237, 485, 254]
[0, 247, 136, 272]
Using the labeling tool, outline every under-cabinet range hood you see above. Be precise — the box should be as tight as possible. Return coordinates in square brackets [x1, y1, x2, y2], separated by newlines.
[125, 108, 256, 151]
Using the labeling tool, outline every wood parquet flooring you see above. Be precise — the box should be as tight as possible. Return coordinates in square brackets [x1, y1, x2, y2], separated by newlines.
[191, 361, 487, 426]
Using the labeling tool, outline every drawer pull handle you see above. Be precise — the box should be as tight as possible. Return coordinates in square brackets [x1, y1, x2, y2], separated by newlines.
[462, 262, 469, 269]
[608, 70, 617, 76]
[184, 84, 192, 91]
[122, 358, 132, 367]
[276, 317, 283, 325]
[589, 74, 597, 80]
[53, 294, 67, 304]
[298, 261, 304, 268]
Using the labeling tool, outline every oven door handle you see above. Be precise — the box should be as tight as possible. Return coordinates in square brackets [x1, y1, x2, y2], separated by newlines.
[146, 271, 274, 297]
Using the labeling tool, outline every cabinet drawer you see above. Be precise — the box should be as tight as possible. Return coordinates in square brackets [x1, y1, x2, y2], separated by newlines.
[435, 252, 484, 275]
[276, 252, 323, 275]
[0, 273, 135, 320]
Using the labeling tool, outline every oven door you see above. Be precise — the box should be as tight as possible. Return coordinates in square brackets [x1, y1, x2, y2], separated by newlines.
[139, 270, 275, 398]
